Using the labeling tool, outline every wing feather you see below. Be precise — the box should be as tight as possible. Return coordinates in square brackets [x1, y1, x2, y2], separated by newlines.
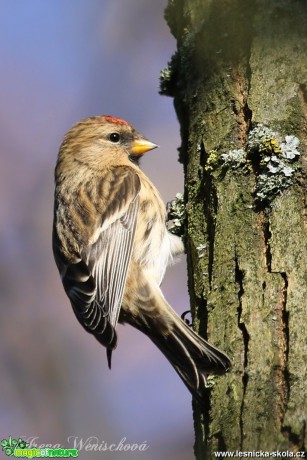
[53, 166, 141, 351]
[90, 192, 140, 328]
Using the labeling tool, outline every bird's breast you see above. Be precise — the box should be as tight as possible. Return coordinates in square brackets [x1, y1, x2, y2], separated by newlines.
[132, 179, 172, 284]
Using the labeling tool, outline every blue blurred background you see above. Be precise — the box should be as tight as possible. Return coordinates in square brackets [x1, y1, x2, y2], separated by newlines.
[0, 1, 195, 459]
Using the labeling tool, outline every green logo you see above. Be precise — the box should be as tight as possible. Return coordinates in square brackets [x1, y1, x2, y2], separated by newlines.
[1, 437, 29, 456]
[1, 437, 78, 458]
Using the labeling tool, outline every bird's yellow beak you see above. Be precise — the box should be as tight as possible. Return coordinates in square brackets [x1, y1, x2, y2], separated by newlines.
[131, 138, 158, 156]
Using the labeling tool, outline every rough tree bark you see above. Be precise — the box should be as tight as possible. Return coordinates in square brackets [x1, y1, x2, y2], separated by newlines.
[161, 0, 307, 457]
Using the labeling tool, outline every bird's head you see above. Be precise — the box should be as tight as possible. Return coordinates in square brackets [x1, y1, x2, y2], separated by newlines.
[57, 116, 158, 171]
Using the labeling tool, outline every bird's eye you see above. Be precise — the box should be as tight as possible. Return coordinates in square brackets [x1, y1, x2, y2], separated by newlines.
[109, 132, 120, 143]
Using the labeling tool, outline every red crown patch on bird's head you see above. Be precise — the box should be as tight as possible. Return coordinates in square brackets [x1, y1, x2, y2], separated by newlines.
[101, 115, 129, 126]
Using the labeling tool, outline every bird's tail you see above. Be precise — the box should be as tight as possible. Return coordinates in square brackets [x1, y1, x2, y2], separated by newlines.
[125, 298, 231, 405]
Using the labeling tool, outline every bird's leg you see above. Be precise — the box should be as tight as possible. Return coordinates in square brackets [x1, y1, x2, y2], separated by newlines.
[181, 309, 193, 328]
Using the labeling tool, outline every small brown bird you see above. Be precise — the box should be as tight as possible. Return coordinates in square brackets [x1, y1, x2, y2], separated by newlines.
[52, 115, 231, 404]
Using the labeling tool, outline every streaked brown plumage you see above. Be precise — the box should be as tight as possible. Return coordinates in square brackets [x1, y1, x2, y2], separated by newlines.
[53, 115, 231, 405]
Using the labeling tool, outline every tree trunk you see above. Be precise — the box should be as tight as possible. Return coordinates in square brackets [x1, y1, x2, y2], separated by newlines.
[162, 0, 307, 457]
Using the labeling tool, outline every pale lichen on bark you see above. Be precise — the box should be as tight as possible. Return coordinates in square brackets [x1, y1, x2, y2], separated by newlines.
[163, 0, 307, 457]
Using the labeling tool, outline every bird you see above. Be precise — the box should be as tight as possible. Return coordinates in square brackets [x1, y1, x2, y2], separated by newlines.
[52, 115, 231, 405]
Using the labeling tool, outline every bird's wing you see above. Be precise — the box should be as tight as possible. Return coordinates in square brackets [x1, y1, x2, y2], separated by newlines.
[54, 166, 141, 351]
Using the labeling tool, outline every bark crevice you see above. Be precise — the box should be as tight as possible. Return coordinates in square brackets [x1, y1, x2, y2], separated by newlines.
[281, 272, 290, 414]
[235, 254, 250, 450]
[263, 214, 272, 272]
[202, 142, 218, 290]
